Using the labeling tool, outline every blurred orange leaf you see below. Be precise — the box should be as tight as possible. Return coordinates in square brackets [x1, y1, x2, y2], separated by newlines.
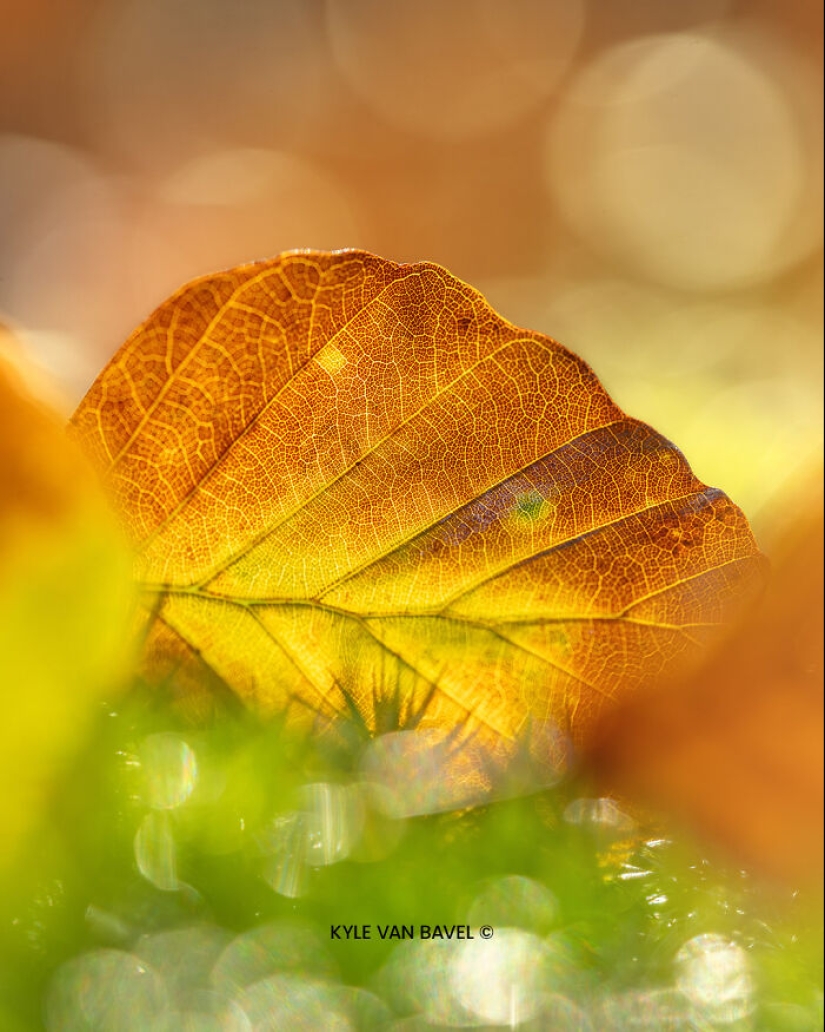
[69, 251, 763, 753]
[585, 484, 823, 886]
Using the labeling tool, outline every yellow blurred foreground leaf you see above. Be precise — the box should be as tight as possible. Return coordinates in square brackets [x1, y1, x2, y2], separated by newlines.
[586, 483, 824, 886]
[70, 251, 763, 757]
[0, 337, 135, 869]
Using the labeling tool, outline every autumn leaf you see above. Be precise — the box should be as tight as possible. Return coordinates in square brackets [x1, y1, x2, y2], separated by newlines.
[584, 481, 824, 886]
[69, 250, 764, 756]
[0, 334, 135, 868]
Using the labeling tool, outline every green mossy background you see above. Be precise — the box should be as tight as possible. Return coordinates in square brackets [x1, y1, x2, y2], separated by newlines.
[1, 679, 821, 1031]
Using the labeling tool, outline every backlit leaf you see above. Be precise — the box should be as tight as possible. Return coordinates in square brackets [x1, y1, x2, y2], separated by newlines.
[69, 251, 763, 755]
[585, 481, 823, 886]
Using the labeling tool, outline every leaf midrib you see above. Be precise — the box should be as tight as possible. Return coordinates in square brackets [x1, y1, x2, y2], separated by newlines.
[142, 551, 749, 626]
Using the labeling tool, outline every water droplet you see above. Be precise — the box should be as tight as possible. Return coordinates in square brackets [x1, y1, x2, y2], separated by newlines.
[140, 733, 198, 810]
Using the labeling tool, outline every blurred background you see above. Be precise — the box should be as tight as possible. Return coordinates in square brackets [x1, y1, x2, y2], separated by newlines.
[0, 0, 822, 539]
[1, 6, 823, 1027]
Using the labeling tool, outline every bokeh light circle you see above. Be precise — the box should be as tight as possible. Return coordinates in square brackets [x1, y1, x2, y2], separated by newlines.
[46, 949, 167, 1031]
[326, 0, 585, 139]
[546, 31, 823, 290]
[449, 929, 559, 1026]
[675, 933, 755, 1024]
[140, 733, 198, 810]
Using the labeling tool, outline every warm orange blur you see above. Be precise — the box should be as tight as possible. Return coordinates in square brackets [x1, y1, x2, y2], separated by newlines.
[586, 478, 824, 887]
[0, 1, 821, 547]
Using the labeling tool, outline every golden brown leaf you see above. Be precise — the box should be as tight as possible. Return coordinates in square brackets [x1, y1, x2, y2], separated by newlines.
[69, 251, 764, 754]
[585, 482, 823, 886]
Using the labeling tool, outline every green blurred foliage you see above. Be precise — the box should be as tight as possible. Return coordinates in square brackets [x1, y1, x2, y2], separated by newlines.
[0, 681, 821, 1030]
